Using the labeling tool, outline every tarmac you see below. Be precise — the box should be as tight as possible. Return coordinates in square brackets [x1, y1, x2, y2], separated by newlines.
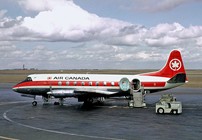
[0, 83, 202, 140]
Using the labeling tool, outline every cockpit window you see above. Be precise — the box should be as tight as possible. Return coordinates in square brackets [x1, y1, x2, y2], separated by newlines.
[18, 77, 32, 84]
[22, 77, 32, 82]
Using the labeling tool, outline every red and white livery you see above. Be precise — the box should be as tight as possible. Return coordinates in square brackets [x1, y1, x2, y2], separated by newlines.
[12, 50, 187, 106]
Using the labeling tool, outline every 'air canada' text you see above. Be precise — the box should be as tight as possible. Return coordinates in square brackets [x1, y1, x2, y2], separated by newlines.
[53, 76, 90, 80]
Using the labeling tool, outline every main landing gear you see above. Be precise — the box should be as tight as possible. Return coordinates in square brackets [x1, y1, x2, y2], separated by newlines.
[54, 98, 64, 106]
[83, 97, 105, 105]
[42, 95, 50, 105]
[42, 95, 64, 105]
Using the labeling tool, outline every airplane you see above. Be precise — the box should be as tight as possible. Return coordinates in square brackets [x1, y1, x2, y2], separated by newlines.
[12, 50, 187, 106]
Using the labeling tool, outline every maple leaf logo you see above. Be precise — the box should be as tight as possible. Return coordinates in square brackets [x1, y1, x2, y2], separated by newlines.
[169, 59, 181, 71]
[47, 77, 52, 80]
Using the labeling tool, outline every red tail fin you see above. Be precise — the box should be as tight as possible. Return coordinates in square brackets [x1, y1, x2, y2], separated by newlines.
[142, 50, 186, 78]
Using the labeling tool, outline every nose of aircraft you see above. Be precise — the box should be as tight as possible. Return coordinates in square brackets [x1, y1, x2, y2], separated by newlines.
[12, 84, 19, 92]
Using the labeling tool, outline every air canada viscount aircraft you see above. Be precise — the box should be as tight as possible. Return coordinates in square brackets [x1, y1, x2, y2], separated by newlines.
[13, 50, 187, 106]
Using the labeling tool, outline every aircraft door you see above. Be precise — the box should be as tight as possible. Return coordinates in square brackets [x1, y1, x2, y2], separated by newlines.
[131, 79, 141, 91]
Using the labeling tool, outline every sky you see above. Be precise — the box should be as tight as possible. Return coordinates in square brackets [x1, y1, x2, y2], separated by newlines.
[0, 0, 202, 70]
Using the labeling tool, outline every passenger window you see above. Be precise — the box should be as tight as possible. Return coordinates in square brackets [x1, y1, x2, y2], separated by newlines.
[89, 82, 92, 86]
[58, 81, 62, 86]
[96, 82, 99, 86]
[66, 81, 69, 86]
[82, 82, 85, 86]
[111, 82, 115, 86]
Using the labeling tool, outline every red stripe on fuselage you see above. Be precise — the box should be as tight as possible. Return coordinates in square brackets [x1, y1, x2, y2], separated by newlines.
[14, 81, 119, 88]
[13, 81, 166, 88]
[141, 82, 166, 87]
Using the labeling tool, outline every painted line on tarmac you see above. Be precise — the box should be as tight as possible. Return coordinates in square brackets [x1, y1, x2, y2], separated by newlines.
[3, 106, 124, 140]
[0, 136, 19, 140]
[0, 101, 30, 106]
[0, 101, 28, 140]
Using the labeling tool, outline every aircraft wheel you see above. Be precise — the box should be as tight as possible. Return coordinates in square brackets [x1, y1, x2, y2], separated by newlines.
[54, 102, 60, 105]
[32, 101, 37, 106]
[84, 98, 93, 104]
[157, 108, 164, 114]
[173, 110, 178, 115]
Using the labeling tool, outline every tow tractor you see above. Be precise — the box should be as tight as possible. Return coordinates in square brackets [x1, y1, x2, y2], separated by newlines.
[156, 94, 182, 115]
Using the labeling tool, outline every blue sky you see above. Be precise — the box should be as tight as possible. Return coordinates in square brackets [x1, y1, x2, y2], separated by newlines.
[0, 0, 202, 70]
[74, 0, 202, 27]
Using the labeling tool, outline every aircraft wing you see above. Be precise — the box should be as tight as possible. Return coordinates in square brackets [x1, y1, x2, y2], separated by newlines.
[75, 88, 117, 95]
[47, 88, 118, 97]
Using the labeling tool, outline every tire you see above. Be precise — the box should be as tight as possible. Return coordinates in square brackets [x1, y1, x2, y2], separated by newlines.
[173, 110, 178, 115]
[157, 108, 164, 114]
[54, 102, 60, 105]
[32, 101, 37, 106]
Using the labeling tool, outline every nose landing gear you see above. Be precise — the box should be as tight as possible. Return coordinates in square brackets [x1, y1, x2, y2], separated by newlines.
[32, 95, 37, 106]
[32, 101, 37, 106]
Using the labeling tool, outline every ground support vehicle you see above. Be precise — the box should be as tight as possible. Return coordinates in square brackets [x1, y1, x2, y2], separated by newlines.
[156, 94, 182, 114]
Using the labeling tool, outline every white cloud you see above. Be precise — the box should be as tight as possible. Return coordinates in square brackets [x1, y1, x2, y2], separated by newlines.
[0, 42, 23, 68]
[131, 0, 202, 12]
[0, 17, 22, 29]
[145, 36, 180, 46]
[108, 22, 202, 48]
[0, 10, 7, 19]
[0, 0, 202, 69]
[144, 0, 187, 12]
[1, 0, 201, 48]
[196, 37, 202, 47]
[147, 23, 184, 39]
[0, 43, 57, 69]
[176, 25, 202, 39]
[17, 0, 131, 42]
[18, 0, 69, 12]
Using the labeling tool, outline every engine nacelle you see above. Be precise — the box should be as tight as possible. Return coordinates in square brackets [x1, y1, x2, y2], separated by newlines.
[47, 89, 75, 97]
[119, 77, 130, 91]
